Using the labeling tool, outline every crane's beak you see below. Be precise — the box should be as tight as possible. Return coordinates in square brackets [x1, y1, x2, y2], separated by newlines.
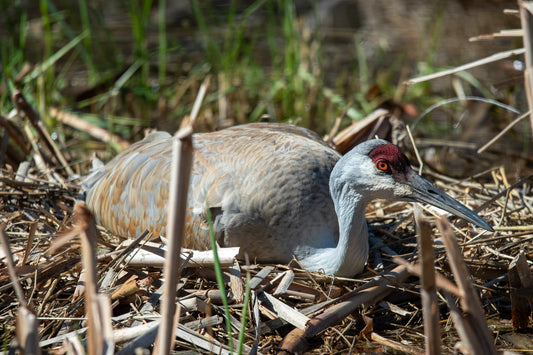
[404, 171, 494, 232]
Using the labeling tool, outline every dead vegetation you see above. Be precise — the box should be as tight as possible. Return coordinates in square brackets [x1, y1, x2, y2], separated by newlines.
[1, 92, 533, 354]
[2, 3, 533, 355]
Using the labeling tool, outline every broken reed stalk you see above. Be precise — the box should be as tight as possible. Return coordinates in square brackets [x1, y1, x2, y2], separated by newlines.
[153, 125, 194, 355]
[0, 227, 41, 355]
[413, 206, 441, 355]
[49, 107, 130, 150]
[154, 77, 208, 354]
[405, 47, 525, 85]
[370, 332, 425, 355]
[437, 217, 497, 355]
[304, 265, 408, 338]
[278, 265, 408, 354]
[12, 89, 74, 177]
[75, 203, 114, 355]
[508, 251, 533, 330]
[237, 256, 252, 355]
[519, 0, 533, 135]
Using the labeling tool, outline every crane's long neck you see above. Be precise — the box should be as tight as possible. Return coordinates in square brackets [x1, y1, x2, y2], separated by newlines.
[328, 184, 370, 276]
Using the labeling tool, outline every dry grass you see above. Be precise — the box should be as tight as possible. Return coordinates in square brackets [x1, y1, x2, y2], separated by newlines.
[1, 104, 532, 354]
[1, 4, 533, 351]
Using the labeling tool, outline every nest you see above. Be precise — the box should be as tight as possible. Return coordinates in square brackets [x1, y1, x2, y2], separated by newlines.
[1, 103, 533, 354]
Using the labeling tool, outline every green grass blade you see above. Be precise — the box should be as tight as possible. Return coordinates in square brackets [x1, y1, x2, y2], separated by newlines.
[205, 201, 234, 352]
[237, 266, 251, 355]
[78, 0, 97, 84]
[158, 0, 167, 88]
[24, 30, 88, 84]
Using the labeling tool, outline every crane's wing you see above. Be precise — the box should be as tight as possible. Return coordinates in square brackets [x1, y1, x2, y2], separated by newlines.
[84, 131, 175, 239]
[84, 123, 339, 259]
[83, 130, 256, 249]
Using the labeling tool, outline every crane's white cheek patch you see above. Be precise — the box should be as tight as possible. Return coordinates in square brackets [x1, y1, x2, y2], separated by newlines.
[393, 184, 412, 198]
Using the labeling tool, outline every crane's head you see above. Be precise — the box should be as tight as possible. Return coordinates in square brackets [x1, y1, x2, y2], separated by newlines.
[331, 139, 493, 232]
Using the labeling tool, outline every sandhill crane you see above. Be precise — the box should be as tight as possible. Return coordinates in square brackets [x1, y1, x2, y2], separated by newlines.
[83, 123, 492, 276]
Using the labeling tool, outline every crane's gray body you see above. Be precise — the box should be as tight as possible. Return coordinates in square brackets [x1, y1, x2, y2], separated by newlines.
[85, 123, 348, 271]
[85, 123, 492, 276]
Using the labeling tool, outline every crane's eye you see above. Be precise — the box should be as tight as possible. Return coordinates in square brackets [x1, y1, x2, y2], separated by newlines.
[376, 160, 389, 172]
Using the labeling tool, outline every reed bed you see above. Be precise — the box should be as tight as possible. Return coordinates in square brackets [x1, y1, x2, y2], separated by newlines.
[0, 99, 532, 353]
[1, 1, 533, 354]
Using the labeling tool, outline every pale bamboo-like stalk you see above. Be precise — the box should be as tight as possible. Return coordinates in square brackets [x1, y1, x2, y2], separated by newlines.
[153, 126, 194, 355]
[520, 0, 533, 137]
[414, 207, 440, 355]
[75, 203, 114, 355]
[155, 77, 208, 354]
[405, 48, 525, 85]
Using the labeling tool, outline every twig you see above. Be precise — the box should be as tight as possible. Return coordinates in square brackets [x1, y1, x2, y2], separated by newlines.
[469, 29, 523, 41]
[477, 111, 530, 153]
[405, 48, 525, 85]
[13, 90, 74, 177]
[49, 107, 130, 150]
[0, 227, 41, 355]
[406, 125, 423, 175]
[371, 332, 425, 355]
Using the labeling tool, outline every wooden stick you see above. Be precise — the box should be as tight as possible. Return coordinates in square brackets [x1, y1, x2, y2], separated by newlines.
[437, 217, 497, 355]
[304, 265, 407, 338]
[119, 240, 239, 268]
[520, 0, 533, 137]
[13, 89, 74, 177]
[49, 107, 130, 150]
[405, 48, 525, 85]
[414, 207, 441, 355]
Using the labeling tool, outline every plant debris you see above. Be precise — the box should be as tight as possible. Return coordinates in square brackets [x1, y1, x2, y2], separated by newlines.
[1, 104, 533, 354]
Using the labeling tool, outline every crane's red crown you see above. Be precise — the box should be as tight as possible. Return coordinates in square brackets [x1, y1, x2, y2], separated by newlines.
[368, 143, 410, 175]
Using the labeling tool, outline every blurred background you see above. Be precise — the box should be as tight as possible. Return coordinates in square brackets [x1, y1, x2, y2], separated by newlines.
[0, 0, 529, 177]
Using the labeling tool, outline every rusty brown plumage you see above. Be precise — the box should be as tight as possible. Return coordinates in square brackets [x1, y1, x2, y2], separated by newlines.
[84, 123, 340, 260]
